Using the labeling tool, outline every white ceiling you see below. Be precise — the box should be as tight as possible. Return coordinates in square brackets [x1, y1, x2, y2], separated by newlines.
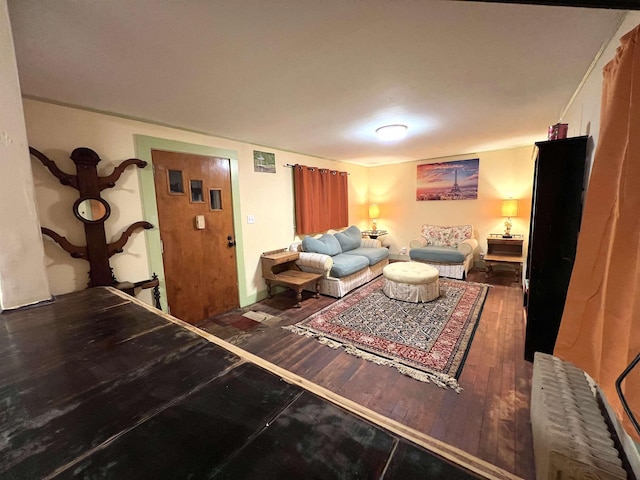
[7, 1, 625, 166]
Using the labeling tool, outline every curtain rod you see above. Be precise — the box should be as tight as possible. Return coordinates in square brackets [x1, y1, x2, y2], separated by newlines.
[283, 164, 349, 174]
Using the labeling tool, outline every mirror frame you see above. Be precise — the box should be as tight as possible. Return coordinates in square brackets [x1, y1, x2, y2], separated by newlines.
[73, 196, 111, 224]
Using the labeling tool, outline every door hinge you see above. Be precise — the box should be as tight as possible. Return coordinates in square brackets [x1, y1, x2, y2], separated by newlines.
[152, 164, 155, 175]
[160, 239, 164, 254]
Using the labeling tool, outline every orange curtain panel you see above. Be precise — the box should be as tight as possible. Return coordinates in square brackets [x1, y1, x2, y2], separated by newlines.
[293, 165, 348, 235]
[554, 24, 640, 441]
[328, 170, 349, 228]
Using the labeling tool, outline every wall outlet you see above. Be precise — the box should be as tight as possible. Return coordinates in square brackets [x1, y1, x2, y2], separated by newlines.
[247, 215, 255, 224]
[401, 247, 407, 255]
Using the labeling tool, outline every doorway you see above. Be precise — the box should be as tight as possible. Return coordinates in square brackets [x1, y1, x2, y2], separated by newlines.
[134, 135, 248, 323]
[150, 149, 239, 324]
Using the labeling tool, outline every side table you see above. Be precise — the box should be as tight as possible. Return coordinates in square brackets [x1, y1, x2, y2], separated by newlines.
[361, 229, 388, 239]
[485, 237, 524, 282]
[260, 249, 323, 308]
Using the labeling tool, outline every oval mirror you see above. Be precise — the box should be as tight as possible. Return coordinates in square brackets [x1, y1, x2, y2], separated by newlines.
[73, 197, 110, 223]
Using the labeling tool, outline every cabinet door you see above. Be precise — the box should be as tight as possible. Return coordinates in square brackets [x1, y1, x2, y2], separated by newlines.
[524, 136, 588, 361]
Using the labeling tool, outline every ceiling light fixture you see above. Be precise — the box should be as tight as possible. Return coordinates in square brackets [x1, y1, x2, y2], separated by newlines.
[375, 124, 408, 141]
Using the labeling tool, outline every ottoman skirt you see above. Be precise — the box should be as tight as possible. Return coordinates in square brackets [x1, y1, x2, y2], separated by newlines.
[382, 262, 440, 303]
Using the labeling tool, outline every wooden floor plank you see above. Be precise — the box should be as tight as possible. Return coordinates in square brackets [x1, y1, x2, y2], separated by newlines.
[313, 351, 368, 392]
[462, 356, 491, 455]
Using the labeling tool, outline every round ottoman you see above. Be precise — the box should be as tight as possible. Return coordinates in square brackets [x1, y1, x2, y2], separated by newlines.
[382, 262, 440, 303]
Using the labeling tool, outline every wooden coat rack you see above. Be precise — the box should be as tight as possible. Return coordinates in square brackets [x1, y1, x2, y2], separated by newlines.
[31, 147, 159, 303]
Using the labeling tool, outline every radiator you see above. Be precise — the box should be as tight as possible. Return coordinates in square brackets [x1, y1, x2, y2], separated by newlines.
[531, 352, 635, 480]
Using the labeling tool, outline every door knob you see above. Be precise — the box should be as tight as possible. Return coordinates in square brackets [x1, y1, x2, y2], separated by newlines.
[227, 235, 236, 247]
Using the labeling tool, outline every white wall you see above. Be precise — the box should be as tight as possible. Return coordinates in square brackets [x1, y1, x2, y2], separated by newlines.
[25, 98, 536, 311]
[23, 99, 368, 307]
[0, 0, 50, 309]
[367, 146, 535, 261]
[562, 12, 640, 176]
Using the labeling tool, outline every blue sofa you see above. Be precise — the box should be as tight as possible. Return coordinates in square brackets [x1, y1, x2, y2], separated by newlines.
[289, 225, 389, 297]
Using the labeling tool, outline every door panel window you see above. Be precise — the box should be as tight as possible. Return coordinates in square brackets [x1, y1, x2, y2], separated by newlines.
[190, 179, 204, 203]
[210, 189, 223, 210]
[168, 170, 184, 194]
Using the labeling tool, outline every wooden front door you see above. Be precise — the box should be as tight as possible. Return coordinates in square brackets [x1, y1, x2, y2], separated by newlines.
[152, 150, 239, 324]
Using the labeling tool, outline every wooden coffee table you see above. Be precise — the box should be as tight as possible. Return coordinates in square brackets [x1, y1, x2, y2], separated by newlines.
[261, 249, 323, 307]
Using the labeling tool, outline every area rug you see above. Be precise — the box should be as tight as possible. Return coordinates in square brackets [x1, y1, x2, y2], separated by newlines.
[283, 277, 489, 392]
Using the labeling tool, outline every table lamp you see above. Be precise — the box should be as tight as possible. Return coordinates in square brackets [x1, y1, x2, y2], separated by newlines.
[369, 203, 380, 231]
[501, 198, 519, 238]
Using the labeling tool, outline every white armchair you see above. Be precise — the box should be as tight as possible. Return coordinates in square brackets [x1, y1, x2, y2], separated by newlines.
[409, 224, 478, 279]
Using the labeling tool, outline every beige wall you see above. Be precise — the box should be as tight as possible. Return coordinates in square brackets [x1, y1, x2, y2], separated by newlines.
[367, 147, 535, 260]
[0, 0, 50, 309]
[23, 99, 368, 307]
[23, 98, 535, 309]
[562, 12, 640, 177]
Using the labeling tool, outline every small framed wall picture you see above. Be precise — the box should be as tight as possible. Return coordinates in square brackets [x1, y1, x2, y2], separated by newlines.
[254, 150, 276, 173]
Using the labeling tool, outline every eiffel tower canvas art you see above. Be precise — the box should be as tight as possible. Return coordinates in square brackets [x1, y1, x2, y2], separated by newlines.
[416, 158, 479, 201]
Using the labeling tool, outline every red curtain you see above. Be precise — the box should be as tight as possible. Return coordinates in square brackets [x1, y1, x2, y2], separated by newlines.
[554, 24, 640, 441]
[294, 165, 348, 234]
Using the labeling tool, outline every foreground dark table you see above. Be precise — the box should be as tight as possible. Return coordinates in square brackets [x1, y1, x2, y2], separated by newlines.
[0, 287, 485, 479]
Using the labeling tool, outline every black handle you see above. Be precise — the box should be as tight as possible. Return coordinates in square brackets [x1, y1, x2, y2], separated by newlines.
[227, 235, 236, 247]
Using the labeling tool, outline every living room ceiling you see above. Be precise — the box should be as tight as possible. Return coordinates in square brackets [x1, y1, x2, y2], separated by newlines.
[7, 1, 626, 166]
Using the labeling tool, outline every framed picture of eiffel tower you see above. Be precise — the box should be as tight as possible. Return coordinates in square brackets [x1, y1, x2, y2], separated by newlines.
[416, 158, 479, 201]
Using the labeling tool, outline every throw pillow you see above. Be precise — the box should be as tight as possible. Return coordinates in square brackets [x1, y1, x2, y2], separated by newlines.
[449, 225, 473, 246]
[334, 225, 362, 252]
[302, 234, 343, 256]
[421, 225, 452, 247]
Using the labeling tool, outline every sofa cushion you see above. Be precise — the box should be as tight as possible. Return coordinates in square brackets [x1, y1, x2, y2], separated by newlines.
[330, 253, 370, 278]
[334, 225, 362, 252]
[302, 234, 342, 256]
[420, 224, 472, 248]
[343, 246, 389, 266]
[410, 246, 465, 263]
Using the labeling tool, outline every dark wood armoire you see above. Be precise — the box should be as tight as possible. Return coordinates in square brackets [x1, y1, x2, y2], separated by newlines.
[524, 136, 589, 361]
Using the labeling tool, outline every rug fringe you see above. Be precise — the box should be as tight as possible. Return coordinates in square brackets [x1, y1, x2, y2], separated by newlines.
[282, 326, 462, 393]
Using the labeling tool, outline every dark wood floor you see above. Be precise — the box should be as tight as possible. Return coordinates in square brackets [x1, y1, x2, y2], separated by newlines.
[1, 287, 493, 479]
[197, 269, 535, 480]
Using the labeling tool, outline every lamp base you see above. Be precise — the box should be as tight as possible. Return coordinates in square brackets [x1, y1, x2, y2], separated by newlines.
[503, 217, 513, 239]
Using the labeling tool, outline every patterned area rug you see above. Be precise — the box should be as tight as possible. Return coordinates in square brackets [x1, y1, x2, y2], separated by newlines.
[284, 277, 489, 392]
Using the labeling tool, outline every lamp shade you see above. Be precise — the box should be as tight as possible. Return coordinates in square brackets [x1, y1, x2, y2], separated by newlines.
[501, 199, 519, 217]
[369, 203, 380, 219]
